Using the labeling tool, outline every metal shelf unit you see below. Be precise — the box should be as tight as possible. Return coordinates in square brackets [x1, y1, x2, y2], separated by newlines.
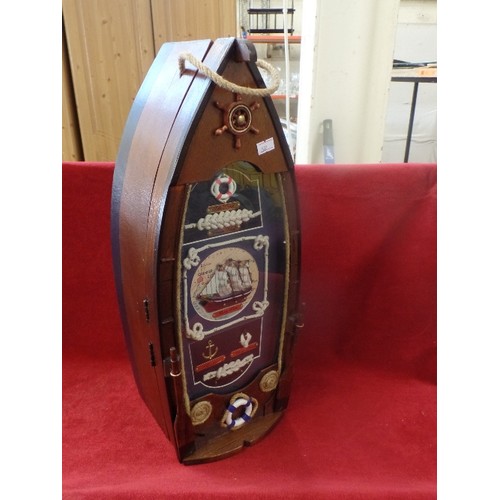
[247, 1, 295, 35]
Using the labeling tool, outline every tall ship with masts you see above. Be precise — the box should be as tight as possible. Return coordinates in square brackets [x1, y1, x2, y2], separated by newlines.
[197, 259, 254, 314]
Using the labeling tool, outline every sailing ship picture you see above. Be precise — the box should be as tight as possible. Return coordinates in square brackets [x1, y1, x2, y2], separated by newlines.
[191, 248, 259, 320]
[197, 259, 252, 311]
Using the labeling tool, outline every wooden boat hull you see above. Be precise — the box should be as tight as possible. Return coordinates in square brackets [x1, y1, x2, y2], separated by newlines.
[111, 37, 301, 464]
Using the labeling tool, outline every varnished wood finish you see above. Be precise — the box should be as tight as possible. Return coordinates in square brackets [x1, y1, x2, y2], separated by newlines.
[112, 39, 214, 443]
[169, 348, 196, 460]
[183, 412, 284, 465]
[174, 54, 293, 185]
[112, 38, 302, 464]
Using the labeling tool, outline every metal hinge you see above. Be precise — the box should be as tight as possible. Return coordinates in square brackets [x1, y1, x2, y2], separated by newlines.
[143, 298, 150, 322]
[148, 341, 156, 367]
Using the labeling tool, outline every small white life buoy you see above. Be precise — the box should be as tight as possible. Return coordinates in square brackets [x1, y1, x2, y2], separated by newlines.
[225, 397, 253, 429]
[211, 174, 237, 203]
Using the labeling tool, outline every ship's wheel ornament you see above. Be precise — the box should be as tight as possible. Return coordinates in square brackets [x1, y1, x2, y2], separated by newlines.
[214, 94, 260, 149]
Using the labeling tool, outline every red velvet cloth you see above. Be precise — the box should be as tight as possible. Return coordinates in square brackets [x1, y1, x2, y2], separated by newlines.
[63, 162, 436, 499]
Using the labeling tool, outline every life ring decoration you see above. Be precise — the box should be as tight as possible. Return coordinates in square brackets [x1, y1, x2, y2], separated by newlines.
[211, 173, 237, 203]
[222, 392, 258, 430]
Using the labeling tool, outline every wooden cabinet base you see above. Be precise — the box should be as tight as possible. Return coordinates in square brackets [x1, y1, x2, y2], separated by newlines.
[183, 412, 283, 465]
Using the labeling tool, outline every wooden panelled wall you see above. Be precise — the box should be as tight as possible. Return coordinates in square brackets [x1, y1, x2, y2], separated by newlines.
[62, 0, 237, 161]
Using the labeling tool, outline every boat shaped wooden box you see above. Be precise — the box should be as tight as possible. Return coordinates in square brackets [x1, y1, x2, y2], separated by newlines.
[111, 37, 301, 464]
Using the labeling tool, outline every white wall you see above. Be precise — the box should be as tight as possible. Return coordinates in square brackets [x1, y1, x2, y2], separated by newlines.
[239, 0, 437, 164]
[382, 0, 437, 163]
[296, 0, 401, 164]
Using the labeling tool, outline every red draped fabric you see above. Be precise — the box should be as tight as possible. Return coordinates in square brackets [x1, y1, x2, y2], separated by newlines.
[63, 162, 436, 499]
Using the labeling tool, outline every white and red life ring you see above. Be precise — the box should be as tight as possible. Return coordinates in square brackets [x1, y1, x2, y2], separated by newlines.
[211, 174, 236, 203]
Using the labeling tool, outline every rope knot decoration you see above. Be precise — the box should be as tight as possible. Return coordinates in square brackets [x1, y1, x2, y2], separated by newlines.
[178, 52, 280, 96]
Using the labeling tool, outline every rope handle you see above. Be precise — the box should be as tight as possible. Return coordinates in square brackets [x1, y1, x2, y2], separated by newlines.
[178, 52, 280, 96]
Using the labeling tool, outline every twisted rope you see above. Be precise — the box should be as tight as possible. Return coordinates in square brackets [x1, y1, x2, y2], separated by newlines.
[178, 52, 280, 96]
[184, 209, 262, 232]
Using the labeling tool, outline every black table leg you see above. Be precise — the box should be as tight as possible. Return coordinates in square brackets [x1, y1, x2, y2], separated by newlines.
[404, 81, 420, 163]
